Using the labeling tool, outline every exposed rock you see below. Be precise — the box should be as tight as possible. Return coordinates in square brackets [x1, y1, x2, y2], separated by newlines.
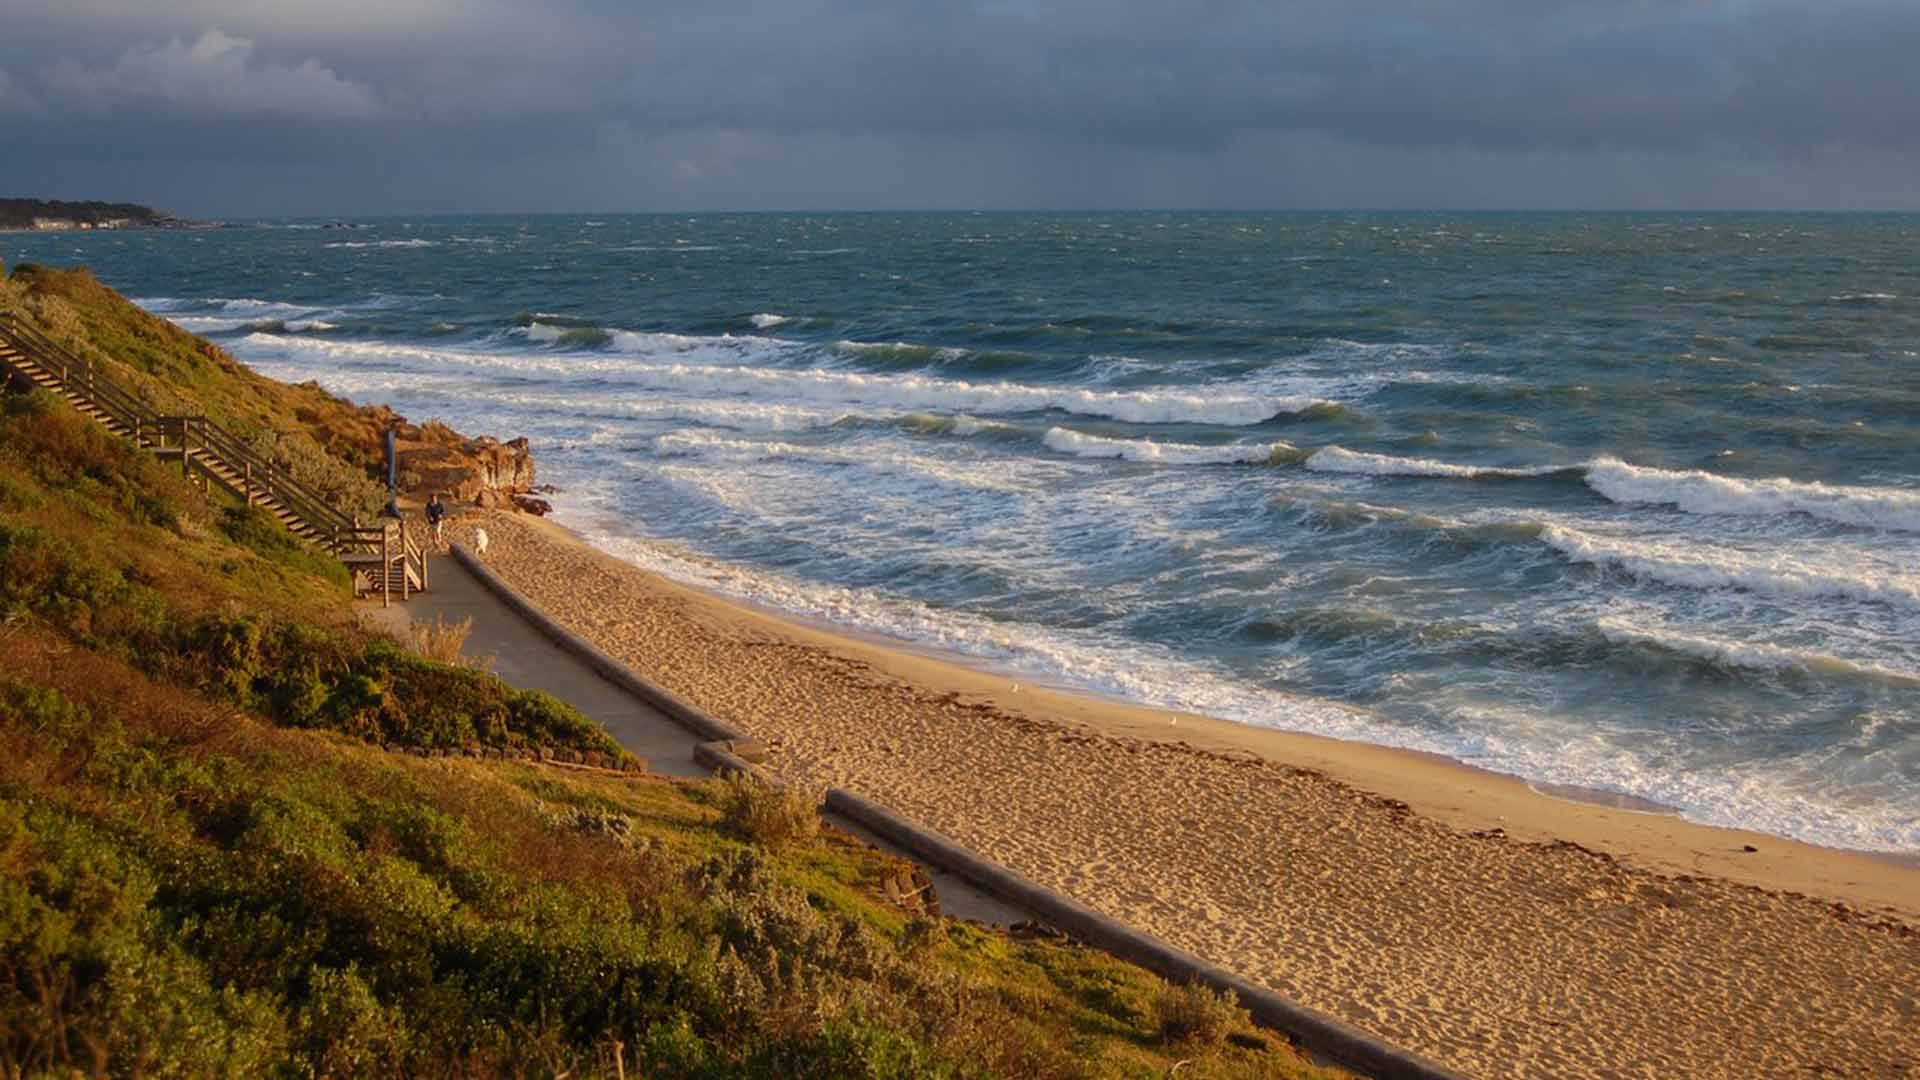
[395, 423, 536, 506]
[512, 494, 553, 516]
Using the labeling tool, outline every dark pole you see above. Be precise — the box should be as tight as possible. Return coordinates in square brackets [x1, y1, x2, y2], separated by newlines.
[383, 424, 401, 518]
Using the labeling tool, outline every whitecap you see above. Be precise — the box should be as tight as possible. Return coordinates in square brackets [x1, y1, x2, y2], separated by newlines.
[1306, 446, 1567, 479]
[1541, 524, 1920, 610]
[1584, 457, 1920, 532]
[322, 238, 437, 249]
[246, 332, 1327, 425]
[1595, 616, 1920, 686]
[1044, 427, 1297, 465]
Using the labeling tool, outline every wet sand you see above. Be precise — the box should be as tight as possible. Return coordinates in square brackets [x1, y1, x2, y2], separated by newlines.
[451, 510, 1920, 1079]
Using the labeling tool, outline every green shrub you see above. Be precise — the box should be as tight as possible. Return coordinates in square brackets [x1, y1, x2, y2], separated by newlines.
[216, 502, 350, 589]
[218, 502, 303, 554]
[0, 520, 132, 636]
[0, 389, 180, 527]
[718, 774, 821, 851]
[247, 427, 388, 522]
[1154, 980, 1251, 1048]
[295, 966, 411, 1076]
[180, 610, 267, 701]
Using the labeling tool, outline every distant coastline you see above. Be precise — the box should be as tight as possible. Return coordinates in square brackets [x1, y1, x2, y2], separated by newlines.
[0, 197, 210, 233]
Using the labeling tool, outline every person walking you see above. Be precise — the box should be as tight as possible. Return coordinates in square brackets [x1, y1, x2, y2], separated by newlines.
[425, 491, 447, 548]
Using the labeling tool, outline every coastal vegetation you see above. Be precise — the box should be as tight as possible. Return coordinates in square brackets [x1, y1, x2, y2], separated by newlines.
[0, 262, 1337, 1076]
[0, 199, 175, 231]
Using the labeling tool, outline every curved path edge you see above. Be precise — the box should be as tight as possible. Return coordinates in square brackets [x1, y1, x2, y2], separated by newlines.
[453, 543, 747, 743]
[450, 543, 1471, 1080]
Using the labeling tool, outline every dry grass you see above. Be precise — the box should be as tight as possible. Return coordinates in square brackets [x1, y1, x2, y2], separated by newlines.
[406, 615, 493, 671]
[718, 772, 821, 850]
[1155, 980, 1252, 1049]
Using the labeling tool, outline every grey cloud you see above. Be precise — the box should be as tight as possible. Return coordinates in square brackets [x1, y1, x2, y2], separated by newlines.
[0, 67, 41, 115]
[1, 1, 1918, 213]
[46, 27, 379, 118]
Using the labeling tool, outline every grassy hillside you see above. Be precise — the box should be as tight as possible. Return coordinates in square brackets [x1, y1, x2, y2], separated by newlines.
[0, 270, 1340, 1077]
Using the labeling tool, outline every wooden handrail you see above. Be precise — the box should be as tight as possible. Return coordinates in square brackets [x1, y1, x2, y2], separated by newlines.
[0, 313, 162, 437]
[0, 312, 402, 570]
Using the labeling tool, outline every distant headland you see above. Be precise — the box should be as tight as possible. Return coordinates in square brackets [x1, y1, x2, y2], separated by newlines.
[0, 197, 209, 232]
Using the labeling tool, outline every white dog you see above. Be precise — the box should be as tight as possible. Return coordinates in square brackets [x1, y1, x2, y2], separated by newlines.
[473, 527, 490, 558]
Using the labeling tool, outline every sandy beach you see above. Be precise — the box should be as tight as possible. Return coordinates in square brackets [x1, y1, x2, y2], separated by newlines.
[450, 510, 1918, 1079]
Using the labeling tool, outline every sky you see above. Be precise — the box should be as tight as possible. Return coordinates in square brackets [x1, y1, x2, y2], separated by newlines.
[1, 1, 1917, 216]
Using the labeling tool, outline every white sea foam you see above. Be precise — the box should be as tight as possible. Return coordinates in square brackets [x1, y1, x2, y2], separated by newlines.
[637, 366, 1314, 425]
[750, 313, 791, 328]
[1541, 524, 1920, 610]
[166, 315, 252, 333]
[655, 431, 823, 461]
[521, 322, 591, 344]
[832, 339, 971, 363]
[1595, 616, 1920, 685]
[1306, 446, 1566, 478]
[653, 430, 1036, 493]
[323, 238, 437, 249]
[1584, 457, 1920, 532]
[573, 523, 1394, 743]
[244, 360, 860, 434]
[158, 297, 330, 319]
[555, 514, 1920, 853]
[133, 297, 196, 313]
[1044, 427, 1296, 465]
[520, 321, 798, 364]
[287, 332, 1307, 424]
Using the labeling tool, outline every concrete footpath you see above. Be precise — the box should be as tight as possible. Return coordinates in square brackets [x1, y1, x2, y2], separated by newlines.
[359, 550, 708, 779]
[359, 550, 1023, 923]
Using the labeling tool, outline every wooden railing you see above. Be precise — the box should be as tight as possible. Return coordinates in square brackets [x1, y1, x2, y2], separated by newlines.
[0, 312, 162, 440]
[0, 310, 424, 599]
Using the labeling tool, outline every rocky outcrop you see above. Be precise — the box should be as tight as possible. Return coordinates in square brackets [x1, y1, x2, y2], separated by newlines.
[395, 425, 536, 506]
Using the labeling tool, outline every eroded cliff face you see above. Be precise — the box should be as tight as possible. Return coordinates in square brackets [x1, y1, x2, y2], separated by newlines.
[394, 425, 537, 505]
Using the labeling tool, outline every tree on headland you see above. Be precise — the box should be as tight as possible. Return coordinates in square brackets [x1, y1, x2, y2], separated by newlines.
[0, 198, 171, 230]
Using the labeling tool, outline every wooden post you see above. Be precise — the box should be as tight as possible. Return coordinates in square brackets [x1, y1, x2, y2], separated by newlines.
[381, 527, 391, 608]
[400, 525, 411, 601]
[243, 462, 254, 505]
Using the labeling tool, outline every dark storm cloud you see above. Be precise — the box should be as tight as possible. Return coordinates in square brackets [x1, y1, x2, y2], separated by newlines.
[1, 1, 1916, 213]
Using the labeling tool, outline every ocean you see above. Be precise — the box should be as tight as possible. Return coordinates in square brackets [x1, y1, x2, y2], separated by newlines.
[6, 211, 1916, 853]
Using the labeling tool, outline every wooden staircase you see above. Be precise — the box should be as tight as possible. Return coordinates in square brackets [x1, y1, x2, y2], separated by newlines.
[0, 311, 425, 603]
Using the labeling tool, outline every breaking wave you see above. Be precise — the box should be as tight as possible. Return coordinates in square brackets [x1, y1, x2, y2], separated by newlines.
[1595, 617, 1920, 686]
[1583, 457, 1920, 532]
[323, 238, 437, 249]
[1541, 524, 1920, 610]
[520, 321, 797, 363]
[1044, 427, 1301, 465]
[238, 331, 1333, 426]
[1302, 450, 1920, 533]
[652, 431, 1034, 493]
[1306, 446, 1573, 479]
